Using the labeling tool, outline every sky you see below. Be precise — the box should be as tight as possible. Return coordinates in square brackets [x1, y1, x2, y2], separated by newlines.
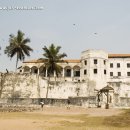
[0, 0, 130, 72]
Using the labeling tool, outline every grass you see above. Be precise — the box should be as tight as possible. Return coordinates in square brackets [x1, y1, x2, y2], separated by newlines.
[0, 109, 130, 130]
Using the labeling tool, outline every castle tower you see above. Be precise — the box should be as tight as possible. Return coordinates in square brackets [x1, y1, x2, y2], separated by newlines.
[81, 49, 108, 90]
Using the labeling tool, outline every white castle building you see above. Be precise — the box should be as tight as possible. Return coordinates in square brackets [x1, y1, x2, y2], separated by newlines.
[14, 49, 130, 107]
[20, 49, 130, 89]
[1, 49, 130, 107]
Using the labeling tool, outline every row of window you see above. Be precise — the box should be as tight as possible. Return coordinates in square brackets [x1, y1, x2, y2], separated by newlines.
[110, 63, 130, 68]
[110, 72, 130, 77]
[84, 69, 106, 75]
[84, 59, 106, 65]
[110, 72, 121, 76]
[84, 60, 130, 68]
[84, 69, 130, 77]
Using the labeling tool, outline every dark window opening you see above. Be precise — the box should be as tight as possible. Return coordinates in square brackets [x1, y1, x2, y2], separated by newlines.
[127, 63, 130, 68]
[110, 63, 113, 68]
[84, 69, 87, 75]
[94, 69, 97, 74]
[94, 59, 97, 64]
[110, 72, 113, 76]
[65, 69, 71, 77]
[34, 69, 38, 74]
[104, 70, 106, 74]
[104, 60, 106, 65]
[127, 72, 130, 76]
[84, 60, 87, 65]
[117, 63, 120, 68]
[118, 72, 121, 76]
[74, 71, 80, 77]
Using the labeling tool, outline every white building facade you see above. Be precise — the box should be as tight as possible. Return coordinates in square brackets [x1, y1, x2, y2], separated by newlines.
[20, 49, 130, 89]
[17, 49, 130, 107]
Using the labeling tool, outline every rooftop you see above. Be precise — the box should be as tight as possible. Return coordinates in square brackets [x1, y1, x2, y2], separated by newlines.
[23, 59, 81, 63]
[108, 54, 130, 58]
[23, 54, 130, 63]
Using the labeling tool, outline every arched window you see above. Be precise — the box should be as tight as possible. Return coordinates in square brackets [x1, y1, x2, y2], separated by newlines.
[73, 66, 80, 77]
[23, 66, 30, 73]
[31, 66, 38, 74]
[39, 65, 46, 76]
[64, 66, 71, 77]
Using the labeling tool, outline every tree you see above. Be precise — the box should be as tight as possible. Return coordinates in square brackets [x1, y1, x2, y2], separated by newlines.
[4, 30, 33, 71]
[42, 44, 67, 98]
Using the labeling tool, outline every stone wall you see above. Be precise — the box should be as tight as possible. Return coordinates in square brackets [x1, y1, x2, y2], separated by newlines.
[109, 82, 130, 107]
[0, 97, 96, 108]
[0, 73, 95, 99]
[0, 73, 47, 98]
[1, 73, 130, 107]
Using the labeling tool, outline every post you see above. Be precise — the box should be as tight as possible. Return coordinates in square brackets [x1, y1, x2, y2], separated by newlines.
[45, 69, 48, 77]
[71, 69, 73, 77]
[62, 68, 65, 77]
[106, 91, 109, 109]
[38, 68, 40, 75]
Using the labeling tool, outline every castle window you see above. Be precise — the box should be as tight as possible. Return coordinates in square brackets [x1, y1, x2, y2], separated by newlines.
[110, 72, 113, 76]
[117, 63, 120, 68]
[94, 69, 97, 74]
[104, 70, 106, 74]
[118, 72, 121, 76]
[31, 66, 38, 74]
[104, 60, 106, 65]
[65, 69, 71, 77]
[84, 69, 87, 75]
[74, 71, 80, 77]
[94, 59, 97, 64]
[34, 69, 38, 74]
[84, 60, 87, 65]
[127, 72, 130, 76]
[110, 63, 113, 68]
[127, 63, 130, 68]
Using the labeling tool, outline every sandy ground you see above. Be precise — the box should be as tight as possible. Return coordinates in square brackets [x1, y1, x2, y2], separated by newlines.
[0, 106, 124, 130]
[33, 105, 123, 116]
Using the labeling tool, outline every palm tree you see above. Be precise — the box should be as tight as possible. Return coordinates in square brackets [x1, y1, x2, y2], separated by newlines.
[4, 30, 33, 71]
[42, 44, 67, 98]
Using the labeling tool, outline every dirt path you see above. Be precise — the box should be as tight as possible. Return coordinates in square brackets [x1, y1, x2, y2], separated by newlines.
[0, 106, 124, 130]
[32, 106, 123, 116]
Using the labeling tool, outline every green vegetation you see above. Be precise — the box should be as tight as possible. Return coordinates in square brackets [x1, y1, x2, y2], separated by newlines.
[42, 44, 67, 98]
[4, 30, 33, 70]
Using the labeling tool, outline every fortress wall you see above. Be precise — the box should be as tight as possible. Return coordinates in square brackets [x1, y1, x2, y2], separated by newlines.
[0, 73, 95, 99]
[1, 73, 130, 107]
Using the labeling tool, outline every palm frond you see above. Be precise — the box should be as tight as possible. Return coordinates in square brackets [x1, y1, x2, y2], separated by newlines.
[4, 30, 33, 70]
[17, 30, 24, 43]
[22, 38, 30, 45]
[42, 43, 67, 77]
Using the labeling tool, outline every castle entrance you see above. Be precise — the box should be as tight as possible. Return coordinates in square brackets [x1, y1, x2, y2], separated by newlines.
[96, 85, 114, 109]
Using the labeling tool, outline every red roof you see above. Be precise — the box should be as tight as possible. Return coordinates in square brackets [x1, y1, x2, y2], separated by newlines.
[108, 54, 130, 58]
[63, 59, 80, 63]
[23, 59, 45, 63]
[23, 59, 80, 63]
[23, 54, 130, 63]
